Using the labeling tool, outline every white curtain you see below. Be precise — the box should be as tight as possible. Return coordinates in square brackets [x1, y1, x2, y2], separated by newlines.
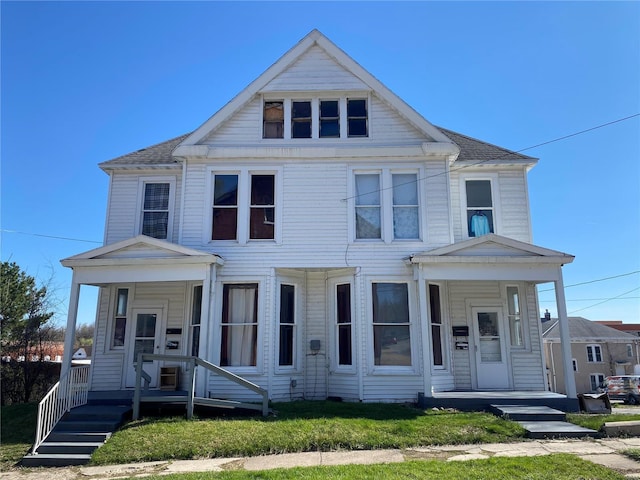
[227, 287, 257, 366]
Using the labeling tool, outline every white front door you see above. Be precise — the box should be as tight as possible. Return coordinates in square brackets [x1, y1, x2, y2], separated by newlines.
[472, 307, 510, 390]
[125, 308, 164, 388]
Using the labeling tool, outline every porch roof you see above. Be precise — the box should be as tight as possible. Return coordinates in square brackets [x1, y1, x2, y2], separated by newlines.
[407, 234, 574, 282]
[61, 236, 223, 285]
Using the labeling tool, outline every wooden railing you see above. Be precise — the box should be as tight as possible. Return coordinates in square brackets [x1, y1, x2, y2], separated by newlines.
[132, 354, 269, 419]
[32, 365, 90, 453]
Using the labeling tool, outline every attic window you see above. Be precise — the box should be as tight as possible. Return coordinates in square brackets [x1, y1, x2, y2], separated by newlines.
[347, 99, 368, 137]
[263, 101, 284, 138]
[292, 101, 311, 138]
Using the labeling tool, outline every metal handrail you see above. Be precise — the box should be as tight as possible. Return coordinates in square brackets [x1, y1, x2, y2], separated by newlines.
[32, 365, 90, 453]
[132, 354, 269, 419]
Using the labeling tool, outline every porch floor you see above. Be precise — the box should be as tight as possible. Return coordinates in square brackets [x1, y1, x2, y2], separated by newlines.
[419, 391, 579, 412]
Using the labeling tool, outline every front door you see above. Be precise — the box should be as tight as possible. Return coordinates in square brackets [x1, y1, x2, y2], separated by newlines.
[125, 308, 164, 388]
[472, 307, 510, 389]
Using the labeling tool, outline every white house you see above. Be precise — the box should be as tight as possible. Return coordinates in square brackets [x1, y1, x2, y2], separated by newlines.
[60, 30, 577, 408]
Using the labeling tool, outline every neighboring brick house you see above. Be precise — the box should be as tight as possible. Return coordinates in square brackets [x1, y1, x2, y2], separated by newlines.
[543, 317, 639, 394]
[595, 321, 640, 338]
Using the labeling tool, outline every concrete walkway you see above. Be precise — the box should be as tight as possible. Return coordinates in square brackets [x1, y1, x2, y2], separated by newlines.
[3, 437, 640, 480]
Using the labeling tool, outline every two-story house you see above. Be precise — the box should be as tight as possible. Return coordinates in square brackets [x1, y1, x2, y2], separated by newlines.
[59, 30, 577, 408]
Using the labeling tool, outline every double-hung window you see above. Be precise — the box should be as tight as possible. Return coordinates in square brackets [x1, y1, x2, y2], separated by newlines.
[465, 179, 494, 237]
[140, 182, 172, 239]
[587, 344, 602, 363]
[212, 174, 239, 240]
[292, 101, 311, 138]
[111, 288, 128, 349]
[221, 284, 258, 367]
[278, 284, 296, 367]
[372, 282, 412, 367]
[336, 283, 353, 366]
[506, 286, 524, 347]
[590, 373, 605, 392]
[190, 285, 203, 357]
[320, 100, 340, 138]
[429, 284, 444, 368]
[210, 170, 277, 243]
[354, 170, 420, 242]
[347, 98, 368, 137]
[263, 101, 284, 138]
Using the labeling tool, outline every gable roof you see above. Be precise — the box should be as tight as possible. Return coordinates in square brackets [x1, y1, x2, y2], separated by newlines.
[409, 233, 574, 264]
[61, 235, 223, 267]
[98, 31, 535, 170]
[177, 29, 454, 148]
[543, 316, 638, 341]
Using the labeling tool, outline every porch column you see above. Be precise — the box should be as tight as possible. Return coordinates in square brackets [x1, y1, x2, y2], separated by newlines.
[554, 270, 577, 398]
[417, 266, 433, 397]
[60, 273, 81, 379]
[195, 264, 214, 397]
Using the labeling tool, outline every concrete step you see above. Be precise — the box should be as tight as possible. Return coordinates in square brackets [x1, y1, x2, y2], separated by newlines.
[45, 431, 111, 443]
[490, 404, 567, 422]
[36, 441, 103, 455]
[518, 420, 598, 439]
[53, 420, 121, 432]
[64, 404, 131, 421]
[21, 453, 92, 467]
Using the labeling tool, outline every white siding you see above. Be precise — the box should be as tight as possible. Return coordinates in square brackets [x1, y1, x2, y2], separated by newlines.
[105, 171, 182, 245]
[262, 45, 369, 92]
[424, 159, 452, 245]
[90, 287, 124, 391]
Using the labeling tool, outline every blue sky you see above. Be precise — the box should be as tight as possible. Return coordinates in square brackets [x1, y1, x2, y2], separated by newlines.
[2, 1, 639, 325]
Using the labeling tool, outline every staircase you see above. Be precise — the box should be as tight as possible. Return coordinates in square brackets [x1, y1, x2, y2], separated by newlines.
[22, 399, 132, 467]
[490, 404, 597, 439]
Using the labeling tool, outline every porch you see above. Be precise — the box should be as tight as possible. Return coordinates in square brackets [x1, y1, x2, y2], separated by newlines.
[418, 390, 579, 412]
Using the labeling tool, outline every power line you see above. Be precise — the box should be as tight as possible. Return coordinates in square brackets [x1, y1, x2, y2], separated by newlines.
[538, 270, 640, 293]
[565, 297, 640, 302]
[341, 113, 640, 202]
[1, 229, 102, 244]
[568, 286, 640, 315]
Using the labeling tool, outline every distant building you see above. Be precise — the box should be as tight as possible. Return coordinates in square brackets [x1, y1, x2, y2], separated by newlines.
[543, 317, 639, 394]
[595, 321, 640, 338]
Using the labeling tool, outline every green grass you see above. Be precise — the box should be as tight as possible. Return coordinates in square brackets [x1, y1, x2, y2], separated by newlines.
[119, 455, 626, 480]
[566, 413, 640, 431]
[91, 402, 525, 465]
[0, 403, 37, 470]
[623, 449, 640, 462]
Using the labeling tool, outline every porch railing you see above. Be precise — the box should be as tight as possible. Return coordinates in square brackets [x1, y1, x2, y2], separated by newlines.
[132, 354, 269, 419]
[32, 365, 91, 453]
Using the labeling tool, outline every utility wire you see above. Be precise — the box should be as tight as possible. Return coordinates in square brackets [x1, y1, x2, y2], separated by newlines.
[538, 270, 640, 293]
[341, 113, 640, 202]
[568, 286, 640, 315]
[0, 229, 102, 244]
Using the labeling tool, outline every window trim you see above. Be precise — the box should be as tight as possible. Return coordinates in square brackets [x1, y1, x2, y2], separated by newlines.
[586, 344, 603, 363]
[350, 166, 424, 243]
[135, 176, 176, 240]
[206, 167, 282, 245]
[459, 173, 500, 239]
[367, 279, 417, 374]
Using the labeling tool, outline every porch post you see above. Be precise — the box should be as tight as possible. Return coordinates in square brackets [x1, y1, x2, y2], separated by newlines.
[195, 264, 214, 397]
[554, 270, 577, 398]
[417, 266, 433, 397]
[60, 273, 81, 379]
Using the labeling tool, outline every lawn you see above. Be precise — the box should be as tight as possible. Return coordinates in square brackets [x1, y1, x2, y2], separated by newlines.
[119, 455, 626, 480]
[0, 402, 37, 470]
[566, 412, 640, 431]
[91, 401, 526, 465]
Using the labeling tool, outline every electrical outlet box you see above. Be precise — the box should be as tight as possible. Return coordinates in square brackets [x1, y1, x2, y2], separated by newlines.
[310, 339, 321, 352]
